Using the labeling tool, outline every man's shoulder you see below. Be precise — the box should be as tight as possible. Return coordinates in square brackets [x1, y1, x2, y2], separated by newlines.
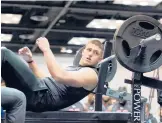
[79, 66, 98, 74]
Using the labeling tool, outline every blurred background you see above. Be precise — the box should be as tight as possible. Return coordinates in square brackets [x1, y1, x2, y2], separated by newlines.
[1, 0, 162, 54]
[1, 0, 162, 122]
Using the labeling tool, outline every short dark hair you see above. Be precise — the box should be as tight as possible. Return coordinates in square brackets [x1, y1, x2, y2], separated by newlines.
[87, 40, 104, 53]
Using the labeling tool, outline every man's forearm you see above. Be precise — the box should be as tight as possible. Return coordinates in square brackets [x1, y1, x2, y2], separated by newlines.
[43, 49, 66, 81]
[28, 61, 48, 78]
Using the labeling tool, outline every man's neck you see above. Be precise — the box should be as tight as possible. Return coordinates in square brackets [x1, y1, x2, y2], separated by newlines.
[79, 61, 84, 66]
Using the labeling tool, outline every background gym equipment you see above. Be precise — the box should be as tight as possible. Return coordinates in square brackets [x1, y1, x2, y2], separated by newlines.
[95, 41, 116, 111]
[114, 15, 162, 123]
[106, 88, 147, 103]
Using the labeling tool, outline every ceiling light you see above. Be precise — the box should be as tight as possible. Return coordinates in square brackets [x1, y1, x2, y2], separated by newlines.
[30, 15, 48, 22]
[1, 34, 13, 42]
[159, 18, 162, 24]
[153, 0, 162, 2]
[60, 47, 73, 54]
[68, 37, 105, 45]
[113, 0, 160, 6]
[116, 20, 125, 24]
[87, 19, 124, 29]
[19, 34, 34, 40]
[122, 0, 132, 5]
[61, 47, 66, 53]
[108, 25, 117, 29]
[66, 49, 73, 54]
[59, 19, 66, 23]
[139, 2, 149, 6]
[1, 14, 22, 24]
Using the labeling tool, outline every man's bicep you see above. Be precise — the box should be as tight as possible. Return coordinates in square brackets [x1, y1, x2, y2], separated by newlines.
[68, 68, 98, 87]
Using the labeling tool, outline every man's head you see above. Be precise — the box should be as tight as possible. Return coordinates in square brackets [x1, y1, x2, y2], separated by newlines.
[79, 40, 103, 66]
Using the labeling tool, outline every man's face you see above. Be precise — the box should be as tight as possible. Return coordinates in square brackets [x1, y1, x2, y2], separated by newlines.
[80, 43, 102, 66]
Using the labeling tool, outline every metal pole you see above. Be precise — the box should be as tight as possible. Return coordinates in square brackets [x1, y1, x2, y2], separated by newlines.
[95, 41, 112, 111]
[31, 1, 73, 52]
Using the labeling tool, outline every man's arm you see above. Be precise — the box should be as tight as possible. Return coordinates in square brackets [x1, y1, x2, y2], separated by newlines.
[18, 46, 48, 78]
[43, 49, 98, 88]
[36, 37, 98, 88]
[28, 61, 49, 78]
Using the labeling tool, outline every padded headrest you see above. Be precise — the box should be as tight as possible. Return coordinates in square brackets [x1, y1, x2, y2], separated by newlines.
[73, 47, 84, 66]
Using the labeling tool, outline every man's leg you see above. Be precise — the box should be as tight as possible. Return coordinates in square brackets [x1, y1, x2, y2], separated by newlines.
[1, 87, 26, 123]
[1, 47, 47, 94]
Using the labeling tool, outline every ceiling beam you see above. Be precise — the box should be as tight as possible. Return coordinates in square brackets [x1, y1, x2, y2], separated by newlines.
[2, 3, 162, 16]
[1, 42, 82, 50]
[1, 3, 62, 9]
[1, 26, 114, 36]
[69, 7, 162, 17]
[31, 1, 73, 52]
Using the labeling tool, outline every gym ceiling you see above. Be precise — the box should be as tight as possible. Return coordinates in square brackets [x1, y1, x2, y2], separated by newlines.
[1, 0, 162, 54]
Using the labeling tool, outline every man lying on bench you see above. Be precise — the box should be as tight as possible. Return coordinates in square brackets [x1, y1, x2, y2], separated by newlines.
[1, 37, 103, 112]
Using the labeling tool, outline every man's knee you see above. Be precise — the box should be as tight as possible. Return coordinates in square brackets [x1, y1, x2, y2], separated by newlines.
[1, 47, 11, 54]
[14, 89, 27, 106]
[1, 47, 12, 58]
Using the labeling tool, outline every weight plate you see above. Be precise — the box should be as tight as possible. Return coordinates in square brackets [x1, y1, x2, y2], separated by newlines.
[114, 15, 162, 73]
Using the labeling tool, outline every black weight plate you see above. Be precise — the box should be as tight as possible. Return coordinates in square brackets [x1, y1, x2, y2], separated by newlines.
[114, 15, 162, 73]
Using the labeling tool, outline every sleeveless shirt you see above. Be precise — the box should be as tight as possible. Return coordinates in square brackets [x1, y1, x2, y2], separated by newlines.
[42, 66, 98, 110]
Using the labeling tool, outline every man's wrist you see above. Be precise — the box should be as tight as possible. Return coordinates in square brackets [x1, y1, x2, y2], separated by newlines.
[43, 49, 51, 54]
[27, 60, 34, 63]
